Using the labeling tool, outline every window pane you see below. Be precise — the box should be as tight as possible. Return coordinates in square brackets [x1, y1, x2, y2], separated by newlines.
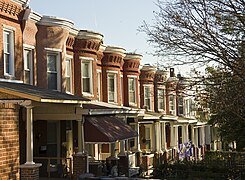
[82, 63, 89, 77]
[24, 71, 30, 84]
[48, 73, 57, 90]
[66, 77, 71, 92]
[108, 74, 116, 102]
[158, 89, 164, 110]
[4, 54, 10, 74]
[47, 54, 57, 71]
[83, 78, 90, 92]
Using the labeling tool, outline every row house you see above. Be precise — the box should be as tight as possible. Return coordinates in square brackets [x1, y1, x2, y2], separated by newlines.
[0, 0, 216, 179]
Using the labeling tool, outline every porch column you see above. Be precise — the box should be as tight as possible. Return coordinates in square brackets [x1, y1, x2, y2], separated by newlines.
[191, 125, 195, 146]
[170, 123, 175, 147]
[111, 143, 116, 158]
[194, 127, 199, 147]
[73, 116, 88, 179]
[77, 117, 85, 153]
[26, 106, 34, 165]
[174, 125, 179, 147]
[135, 121, 141, 152]
[154, 121, 161, 152]
[119, 140, 126, 156]
[161, 122, 167, 151]
[20, 104, 42, 180]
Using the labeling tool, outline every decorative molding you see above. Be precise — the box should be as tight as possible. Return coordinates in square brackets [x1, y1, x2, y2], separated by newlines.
[77, 30, 103, 41]
[38, 16, 74, 30]
[104, 46, 126, 57]
[0, 1, 22, 17]
[29, 11, 42, 22]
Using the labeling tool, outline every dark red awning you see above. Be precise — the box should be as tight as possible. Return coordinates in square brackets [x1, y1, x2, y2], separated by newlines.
[84, 116, 137, 143]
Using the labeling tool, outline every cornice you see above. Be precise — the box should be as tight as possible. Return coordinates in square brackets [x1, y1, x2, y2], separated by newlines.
[104, 46, 126, 57]
[11, 0, 28, 6]
[37, 15, 74, 30]
[29, 10, 42, 22]
[77, 30, 103, 41]
[124, 53, 143, 60]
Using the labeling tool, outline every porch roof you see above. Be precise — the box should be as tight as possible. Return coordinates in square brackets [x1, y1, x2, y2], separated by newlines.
[84, 116, 137, 143]
[0, 81, 89, 104]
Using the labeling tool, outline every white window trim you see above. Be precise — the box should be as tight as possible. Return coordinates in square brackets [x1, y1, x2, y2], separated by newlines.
[143, 84, 153, 111]
[23, 47, 34, 85]
[106, 70, 118, 74]
[97, 72, 101, 101]
[107, 73, 117, 104]
[65, 57, 72, 94]
[45, 47, 62, 52]
[128, 77, 137, 106]
[169, 94, 176, 115]
[158, 88, 165, 112]
[47, 51, 61, 91]
[81, 57, 94, 96]
[120, 75, 123, 106]
[3, 27, 15, 77]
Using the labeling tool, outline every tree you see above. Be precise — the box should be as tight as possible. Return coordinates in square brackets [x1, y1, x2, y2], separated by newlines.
[140, 0, 245, 150]
[140, 0, 245, 76]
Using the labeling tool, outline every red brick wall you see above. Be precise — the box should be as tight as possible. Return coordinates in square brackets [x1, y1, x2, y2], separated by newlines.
[0, 1, 24, 81]
[0, 103, 20, 180]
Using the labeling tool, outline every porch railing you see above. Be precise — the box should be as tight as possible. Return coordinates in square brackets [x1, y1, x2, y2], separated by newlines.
[34, 157, 72, 179]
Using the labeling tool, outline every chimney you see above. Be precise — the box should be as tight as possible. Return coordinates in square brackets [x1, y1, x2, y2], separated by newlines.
[170, 68, 175, 77]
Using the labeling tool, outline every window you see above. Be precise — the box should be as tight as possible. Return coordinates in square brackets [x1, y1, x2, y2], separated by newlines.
[97, 72, 101, 101]
[178, 96, 184, 115]
[169, 94, 176, 115]
[47, 52, 59, 90]
[81, 59, 93, 95]
[108, 73, 117, 103]
[128, 77, 136, 104]
[144, 86, 152, 111]
[120, 75, 123, 105]
[158, 89, 165, 111]
[145, 126, 152, 150]
[65, 58, 72, 93]
[129, 124, 136, 150]
[3, 29, 14, 76]
[24, 49, 33, 85]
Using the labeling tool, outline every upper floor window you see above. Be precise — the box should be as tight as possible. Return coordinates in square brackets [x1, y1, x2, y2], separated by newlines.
[128, 77, 136, 105]
[108, 73, 117, 103]
[81, 57, 93, 96]
[47, 52, 60, 90]
[178, 96, 184, 115]
[144, 85, 152, 111]
[65, 58, 72, 93]
[3, 29, 14, 76]
[169, 94, 176, 115]
[120, 75, 123, 105]
[158, 89, 165, 111]
[97, 71, 101, 101]
[24, 48, 33, 85]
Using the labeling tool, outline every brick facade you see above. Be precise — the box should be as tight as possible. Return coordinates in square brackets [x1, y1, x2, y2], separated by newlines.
[0, 103, 20, 180]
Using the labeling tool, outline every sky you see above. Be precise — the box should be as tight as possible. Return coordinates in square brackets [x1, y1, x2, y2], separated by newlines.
[29, 0, 161, 66]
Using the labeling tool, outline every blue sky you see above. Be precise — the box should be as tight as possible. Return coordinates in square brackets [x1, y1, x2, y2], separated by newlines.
[29, 0, 160, 65]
